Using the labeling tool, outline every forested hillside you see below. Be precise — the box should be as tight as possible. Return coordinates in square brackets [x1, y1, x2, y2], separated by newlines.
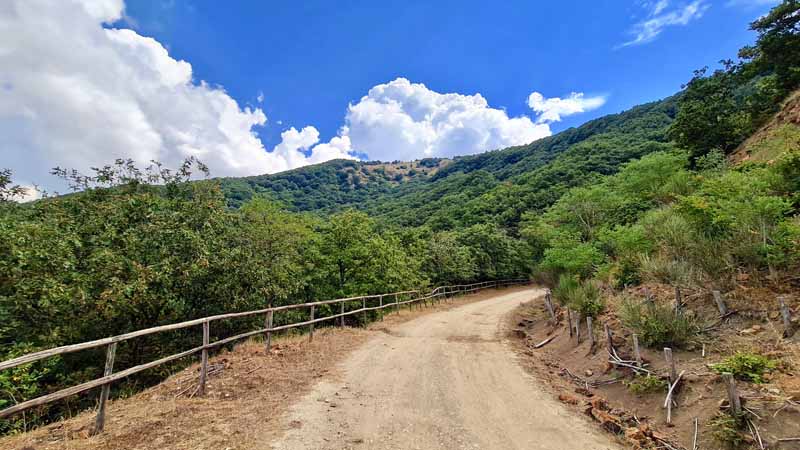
[219, 97, 677, 231]
[2, 0, 799, 439]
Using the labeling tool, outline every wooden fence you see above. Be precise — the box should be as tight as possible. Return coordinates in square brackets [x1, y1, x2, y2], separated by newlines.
[0, 278, 529, 433]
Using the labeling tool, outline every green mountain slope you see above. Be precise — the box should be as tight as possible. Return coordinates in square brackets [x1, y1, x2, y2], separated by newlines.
[219, 96, 678, 231]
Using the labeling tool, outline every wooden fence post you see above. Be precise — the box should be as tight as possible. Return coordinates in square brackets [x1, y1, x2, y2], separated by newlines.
[779, 296, 794, 337]
[632, 334, 642, 368]
[362, 298, 367, 326]
[566, 308, 574, 338]
[722, 373, 742, 415]
[340, 301, 346, 326]
[91, 342, 117, 435]
[544, 290, 556, 322]
[380, 295, 384, 319]
[587, 317, 595, 348]
[309, 305, 315, 342]
[575, 314, 581, 343]
[712, 290, 728, 316]
[199, 320, 209, 396]
[265, 310, 274, 352]
[664, 347, 676, 383]
[674, 286, 682, 315]
[395, 293, 400, 315]
[604, 322, 613, 355]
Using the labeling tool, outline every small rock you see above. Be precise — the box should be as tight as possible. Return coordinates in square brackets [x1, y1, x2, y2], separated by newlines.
[741, 325, 763, 335]
[584, 369, 594, 377]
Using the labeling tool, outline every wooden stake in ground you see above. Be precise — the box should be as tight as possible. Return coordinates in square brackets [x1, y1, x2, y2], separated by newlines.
[779, 296, 795, 338]
[674, 286, 682, 315]
[664, 347, 677, 383]
[91, 342, 117, 435]
[199, 320, 210, 396]
[265, 309, 274, 352]
[587, 316, 595, 348]
[604, 322, 613, 356]
[712, 290, 728, 316]
[632, 334, 642, 368]
[544, 290, 556, 322]
[575, 314, 581, 344]
[722, 372, 742, 415]
[566, 308, 574, 338]
[309, 305, 315, 342]
[664, 370, 685, 425]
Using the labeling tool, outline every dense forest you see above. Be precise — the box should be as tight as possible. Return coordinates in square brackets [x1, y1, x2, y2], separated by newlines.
[2, 0, 799, 437]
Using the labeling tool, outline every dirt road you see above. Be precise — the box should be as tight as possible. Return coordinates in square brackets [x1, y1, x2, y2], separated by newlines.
[269, 288, 621, 450]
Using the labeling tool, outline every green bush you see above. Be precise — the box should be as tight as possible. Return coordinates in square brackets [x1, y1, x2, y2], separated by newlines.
[552, 273, 580, 307]
[709, 412, 746, 449]
[620, 298, 701, 348]
[626, 374, 668, 395]
[711, 352, 777, 383]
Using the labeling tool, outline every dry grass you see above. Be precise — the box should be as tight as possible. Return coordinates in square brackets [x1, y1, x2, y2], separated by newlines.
[1, 287, 522, 450]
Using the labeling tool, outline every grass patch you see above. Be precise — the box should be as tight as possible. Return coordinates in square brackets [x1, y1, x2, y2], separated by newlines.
[619, 297, 701, 348]
[709, 412, 746, 449]
[625, 374, 667, 395]
[711, 352, 777, 383]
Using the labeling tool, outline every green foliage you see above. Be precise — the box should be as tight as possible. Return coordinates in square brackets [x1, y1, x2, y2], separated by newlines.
[539, 239, 603, 280]
[711, 352, 777, 383]
[669, 0, 800, 160]
[551, 275, 603, 317]
[709, 412, 747, 449]
[620, 298, 701, 348]
[626, 374, 668, 395]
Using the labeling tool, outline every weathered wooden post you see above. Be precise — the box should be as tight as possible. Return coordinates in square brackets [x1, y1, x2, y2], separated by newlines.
[380, 295, 384, 320]
[664, 347, 677, 383]
[91, 342, 117, 435]
[632, 334, 642, 368]
[265, 309, 274, 351]
[722, 372, 742, 415]
[566, 308, 574, 338]
[199, 320, 210, 396]
[779, 296, 794, 337]
[340, 301, 346, 326]
[544, 290, 556, 322]
[644, 287, 654, 305]
[674, 286, 682, 315]
[712, 290, 728, 316]
[309, 305, 315, 342]
[362, 297, 367, 326]
[604, 322, 613, 355]
[395, 293, 400, 315]
[587, 316, 595, 348]
[575, 314, 581, 343]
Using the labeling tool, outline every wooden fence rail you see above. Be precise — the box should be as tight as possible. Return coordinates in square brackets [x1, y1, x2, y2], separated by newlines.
[0, 278, 529, 425]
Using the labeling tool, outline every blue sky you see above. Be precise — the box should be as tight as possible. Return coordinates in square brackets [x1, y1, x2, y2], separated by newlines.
[123, 0, 776, 148]
[0, 0, 781, 198]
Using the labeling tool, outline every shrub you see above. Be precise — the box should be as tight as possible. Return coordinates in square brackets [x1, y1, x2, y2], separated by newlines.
[711, 352, 777, 383]
[571, 281, 604, 318]
[626, 374, 667, 395]
[552, 273, 580, 307]
[620, 298, 701, 348]
[709, 412, 746, 449]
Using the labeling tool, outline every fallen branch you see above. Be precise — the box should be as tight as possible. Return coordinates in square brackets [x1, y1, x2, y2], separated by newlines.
[608, 359, 653, 375]
[778, 437, 800, 442]
[692, 417, 699, 450]
[747, 419, 765, 450]
[532, 335, 557, 349]
[664, 370, 685, 425]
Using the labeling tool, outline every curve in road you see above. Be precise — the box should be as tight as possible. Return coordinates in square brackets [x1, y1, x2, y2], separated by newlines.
[269, 287, 621, 450]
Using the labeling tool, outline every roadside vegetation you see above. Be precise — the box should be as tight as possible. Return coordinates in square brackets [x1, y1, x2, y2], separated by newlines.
[2, 0, 799, 440]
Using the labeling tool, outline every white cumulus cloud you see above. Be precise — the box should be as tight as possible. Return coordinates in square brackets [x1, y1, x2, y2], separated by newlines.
[0, 0, 354, 192]
[342, 78, 552, 161]
[527, 92, 607, 124]
[620, 1, 710, 47]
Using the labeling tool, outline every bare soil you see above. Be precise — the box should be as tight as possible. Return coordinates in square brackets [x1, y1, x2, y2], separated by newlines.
[509, 282, 800, 450]
[1, 286, 532, 450]
[269, 287, 621, 450]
